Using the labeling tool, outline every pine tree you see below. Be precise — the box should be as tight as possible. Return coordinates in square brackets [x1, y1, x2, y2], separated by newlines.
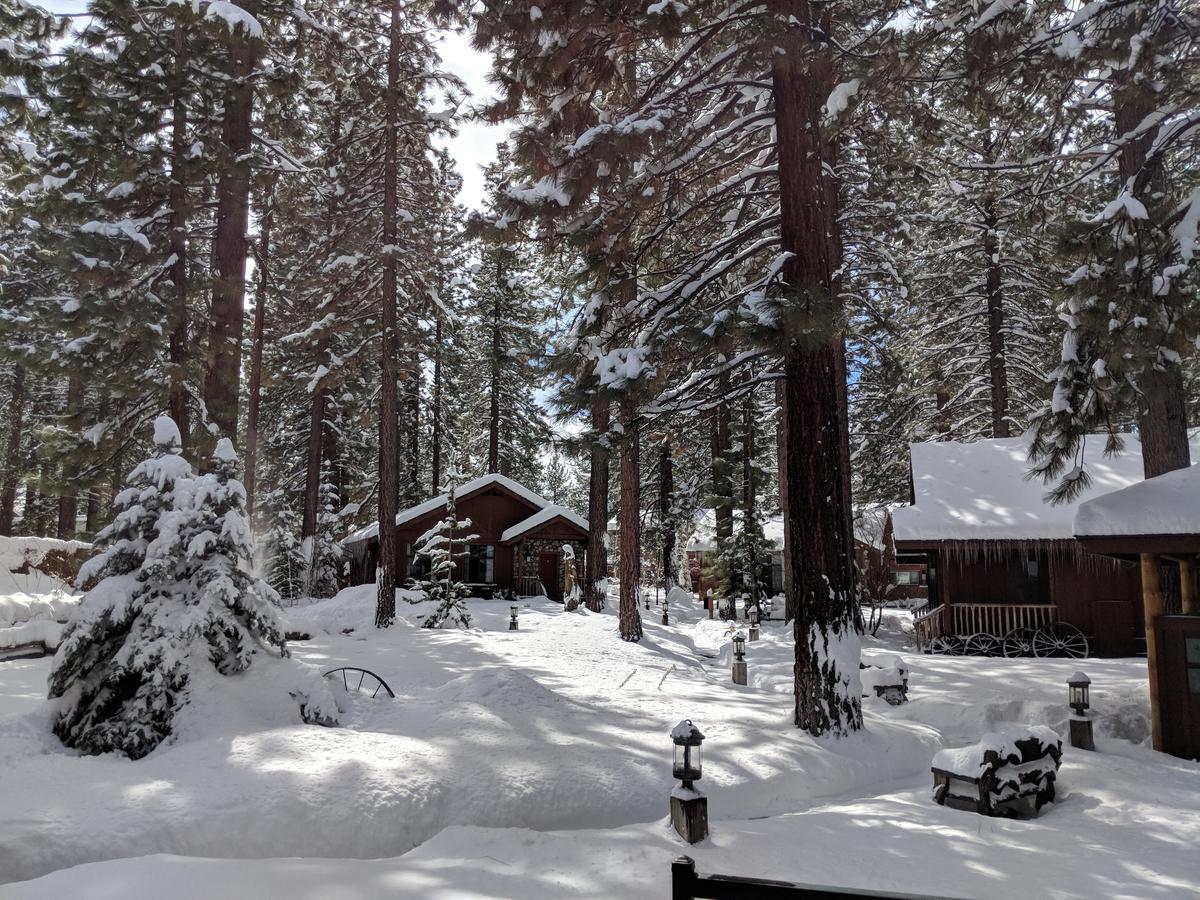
[410, 464, 476, 629]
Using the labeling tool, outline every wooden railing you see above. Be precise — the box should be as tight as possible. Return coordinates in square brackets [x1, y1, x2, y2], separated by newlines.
[950, 603, 1056, 636]
[671, 856, 950, 900]
[913, 602, 1057, 650]
[515, 575, 545, 597]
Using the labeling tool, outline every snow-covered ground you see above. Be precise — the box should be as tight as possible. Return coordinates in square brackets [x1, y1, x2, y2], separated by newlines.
[1, 588, 1197, 898]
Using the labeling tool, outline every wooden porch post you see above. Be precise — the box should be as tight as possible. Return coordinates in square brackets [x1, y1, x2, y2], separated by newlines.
[1180, 556, 1196, 616]
[1140, 552, 1165, 751]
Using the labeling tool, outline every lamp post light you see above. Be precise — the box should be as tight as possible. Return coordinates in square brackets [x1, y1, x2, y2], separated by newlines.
[509, 604, 519, 632]
[1068, 672, 1094, 751]
[731, 631, 748, 685]
[748, 606, 760, 642]
[670, 719, 708, 843]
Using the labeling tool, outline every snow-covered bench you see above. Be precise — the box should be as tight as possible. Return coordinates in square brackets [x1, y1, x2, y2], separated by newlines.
[931, 725, 1062, 817]
[860, 654, 908, 705]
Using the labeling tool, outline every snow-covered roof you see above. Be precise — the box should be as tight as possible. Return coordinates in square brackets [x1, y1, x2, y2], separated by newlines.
[344, 474, 556, 544]
[1074, 463, 1200, 538]
[893, 432, 1200, 543]
[686, 510, 784, 553]
[500, 505, 588, 543]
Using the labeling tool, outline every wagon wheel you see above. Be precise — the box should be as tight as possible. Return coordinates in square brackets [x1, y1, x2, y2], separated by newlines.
[1002, 626, 1038, 658]
[1032, 622, 1089, 659]
[322, 667, 395, 699]
[929, 635, 965, 656]
[963, 632, 1002, 657]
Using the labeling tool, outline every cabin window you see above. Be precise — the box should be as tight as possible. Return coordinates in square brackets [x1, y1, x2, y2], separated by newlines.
[405, 543, 430, 579]
[893, 570, 920, 586]
[466, 544, 495, 583]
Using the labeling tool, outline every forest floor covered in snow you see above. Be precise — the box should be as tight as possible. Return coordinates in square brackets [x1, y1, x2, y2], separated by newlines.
[1, 587, 1198, 898]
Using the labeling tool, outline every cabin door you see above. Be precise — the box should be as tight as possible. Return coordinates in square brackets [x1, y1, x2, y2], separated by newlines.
[538, 551, 561, 601]
[1156, 616, 1200, 760]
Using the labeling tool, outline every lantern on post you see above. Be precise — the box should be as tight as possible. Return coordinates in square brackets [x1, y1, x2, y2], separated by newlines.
[509, 604, 519, 632]
[731, 631, 747, 685]
[1067, 672, 1094, 751]
[748, 606, 760, 642]
[669, 719, 708, 843]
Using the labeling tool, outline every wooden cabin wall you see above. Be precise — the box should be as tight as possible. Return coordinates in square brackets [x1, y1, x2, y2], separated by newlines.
[1051, 555, 1142, 657]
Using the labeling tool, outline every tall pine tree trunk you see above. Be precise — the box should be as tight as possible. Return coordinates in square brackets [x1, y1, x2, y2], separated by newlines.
[431, 313, 443, 492]
[983, 200, 1010, 438]
[743, 384, 759, 606]
[244, 188, 272, 523]
[302, 332, 331, 588]
[618, 395, 643, 641]
[658, 438, 675, 590]
[56, 375, 83, 539]
[487, 277, 502, 474]
[585, 395, 610, 611]
[775, 377, 792, 618]
[712, 374, 733, 551]
[1114, 93, 1191, 476]
[167, 21, 191, 451]
[375, 0, 402, 629]
[202, 3, 259, 448]
[0, 365, 24, 536]
[773, 0, 862, 736]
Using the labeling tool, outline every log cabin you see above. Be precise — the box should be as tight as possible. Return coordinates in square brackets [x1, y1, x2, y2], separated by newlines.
[893, 433, 1200, 658]
[343, 474, 588, 601]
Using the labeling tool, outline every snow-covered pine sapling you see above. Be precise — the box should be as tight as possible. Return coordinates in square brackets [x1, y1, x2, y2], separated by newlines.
[411, 466, 477, 629]
[48, 418, 336, 760]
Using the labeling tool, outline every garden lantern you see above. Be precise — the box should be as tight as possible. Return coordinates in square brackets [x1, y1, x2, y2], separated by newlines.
[509, 604, 519, 631]
[749, 607, 760, 626]
[1067, 672, 1094, 751]
[1068, 672, 1090, 714]
[669, 719, 708, 843]
[731, 631, 748, 685]
[671, 719, 704, 787]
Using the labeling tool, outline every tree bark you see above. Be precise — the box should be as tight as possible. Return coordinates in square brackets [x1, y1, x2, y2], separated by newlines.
[431, 312, 443, 492]
[658, 438, 676, 590]
[983, 200, 1010, 439]
[201, 2, 259, 450]
[712, 375, 733, 548]
[488, 271, 502, 474]
[773, 0, 862, 736]
[585, 395, 610, 611]
[775, 377, 792, 618]
[375, 0, 402, 629]
[742, 383, 759, 606]
[1114, 73, 1190, 477]
[618, 395, 643, 641]
[0, 366, 24, 536]
[243, 188, 272, 523]
[56, 375, 84, 540]
[167, 20, 191, 452]
[301, 332, 331, 571]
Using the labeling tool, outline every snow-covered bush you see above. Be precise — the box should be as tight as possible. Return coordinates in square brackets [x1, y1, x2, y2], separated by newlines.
[48, 417, 337, 759]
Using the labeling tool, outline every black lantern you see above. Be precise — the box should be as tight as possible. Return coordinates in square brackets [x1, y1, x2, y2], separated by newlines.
[671, 719, 704, 788]
[732, 631, 746, 661]
[509, 604, 519, 631]
[749, 607, 760, 626]
[1068, 672, 1090, 714]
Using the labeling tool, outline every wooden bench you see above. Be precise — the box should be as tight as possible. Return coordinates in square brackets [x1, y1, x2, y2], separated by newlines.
[931, 726, 1062, 817]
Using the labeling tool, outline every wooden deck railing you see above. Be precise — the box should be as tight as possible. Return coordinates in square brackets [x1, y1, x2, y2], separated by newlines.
[913, 601, 1057, 650]
[515, 575, 545, 597]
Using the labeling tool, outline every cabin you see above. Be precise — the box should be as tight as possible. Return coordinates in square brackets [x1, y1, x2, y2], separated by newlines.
[1074, 464, 1200, 759]
[343, 474, 589, 601]
[893, 433, 1200, 658]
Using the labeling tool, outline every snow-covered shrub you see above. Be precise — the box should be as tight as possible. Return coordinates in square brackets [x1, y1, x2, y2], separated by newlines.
[48, 417, 337, 759]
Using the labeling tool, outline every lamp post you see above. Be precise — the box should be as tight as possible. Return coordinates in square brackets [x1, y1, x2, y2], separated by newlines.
[509, 604, 519, 632]
[731, 631, 747, 685]
[748, 606, 760, 642]
[670, 719, 708, 843]
[1068, 672, 1094, 751]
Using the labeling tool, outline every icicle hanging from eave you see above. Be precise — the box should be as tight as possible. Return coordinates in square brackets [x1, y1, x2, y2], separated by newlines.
[936, 539, 1134, 576]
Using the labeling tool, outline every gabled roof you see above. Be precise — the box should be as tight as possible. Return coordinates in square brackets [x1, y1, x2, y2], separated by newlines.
[1075, 463, 1200, 538]
[500, 505, 588, 543]
[344, 473, 555, 545]
[892, 432, 1200, 543]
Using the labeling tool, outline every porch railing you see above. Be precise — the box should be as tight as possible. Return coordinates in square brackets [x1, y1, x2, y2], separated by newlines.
[913, 601, 1057, 650]
[515, 575, 545, 598]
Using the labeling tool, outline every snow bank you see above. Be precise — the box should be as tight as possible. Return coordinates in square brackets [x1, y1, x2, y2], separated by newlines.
[0, 619, 63, 652]
[0, 582, 79, 627]
[284, 584, 426, 635]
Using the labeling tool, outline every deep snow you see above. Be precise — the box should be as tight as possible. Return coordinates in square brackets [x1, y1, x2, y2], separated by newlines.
[0, 588, 1196, 898]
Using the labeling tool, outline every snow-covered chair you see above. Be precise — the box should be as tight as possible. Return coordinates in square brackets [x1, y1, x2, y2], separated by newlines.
[860, 654, 909, 705]
[931, 725, 1062, 817]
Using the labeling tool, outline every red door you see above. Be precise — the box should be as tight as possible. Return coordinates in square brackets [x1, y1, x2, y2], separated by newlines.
[538, 552, 561, 601]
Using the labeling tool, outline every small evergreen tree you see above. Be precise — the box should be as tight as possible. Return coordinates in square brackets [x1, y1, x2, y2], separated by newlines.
[410, 464, 476, 629]
[48, 417, 334, 759]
